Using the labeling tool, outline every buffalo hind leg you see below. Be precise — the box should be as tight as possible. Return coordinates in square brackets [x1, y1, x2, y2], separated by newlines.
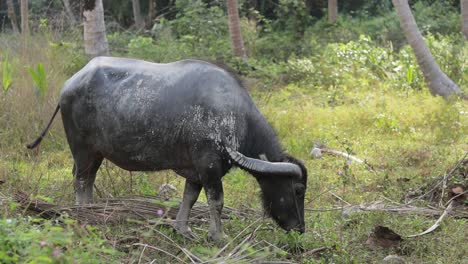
[175, 179, 202, 239]
[72, 150, 103, 205]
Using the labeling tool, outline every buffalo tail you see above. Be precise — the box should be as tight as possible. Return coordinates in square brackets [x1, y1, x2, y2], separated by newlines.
[26, 104, 61, 149]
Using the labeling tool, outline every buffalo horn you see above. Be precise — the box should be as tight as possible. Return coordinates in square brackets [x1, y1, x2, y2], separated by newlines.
[226, 148, 302, 178]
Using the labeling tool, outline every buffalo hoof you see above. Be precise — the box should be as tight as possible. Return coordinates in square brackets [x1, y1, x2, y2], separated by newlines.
[207, 231, 228, 243]
[175, 226, 199, 240]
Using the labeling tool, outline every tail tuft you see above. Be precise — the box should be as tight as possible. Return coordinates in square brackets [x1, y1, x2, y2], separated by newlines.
[26, 136, 43, 149]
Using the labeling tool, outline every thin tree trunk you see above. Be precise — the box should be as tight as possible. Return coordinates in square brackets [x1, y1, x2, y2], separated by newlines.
[83, 0, 109, 59]
[227, 0, 247, 58]
[392, 0, 462, 99]
[148, 0, 156, 25]
[462, 0, 468, 39]
[62, 0, 76, 26]
[6, 0, 19, 33]
[132, 0, 144, 30]
[328, 0, 337, 24]
[20, 0, 29, 35]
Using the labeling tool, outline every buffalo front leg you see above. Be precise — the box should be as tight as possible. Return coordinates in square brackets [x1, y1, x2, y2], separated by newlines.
[204, 183, 225, 241]
[175, 179, 202, 239]
[194, 154, 226, 241]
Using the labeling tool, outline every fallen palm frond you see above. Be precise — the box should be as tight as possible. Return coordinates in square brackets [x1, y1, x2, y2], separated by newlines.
[13, 191, 292, 263]
[13, 192, 258, 225]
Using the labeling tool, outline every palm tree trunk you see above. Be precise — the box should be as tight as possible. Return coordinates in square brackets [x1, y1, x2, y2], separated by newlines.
[6, 0, 19, 34]
[62, 0, 77, 26]
[132, 0, 145, 30]
[328, 0, 337, 24]
[148, 0, 156, 26]
[392, 0, 462, 99]
[226, 0, 247, 58]
[83, 0, 109, 59]
[462, 0, 468, 39]
[20, 0, 29, 35]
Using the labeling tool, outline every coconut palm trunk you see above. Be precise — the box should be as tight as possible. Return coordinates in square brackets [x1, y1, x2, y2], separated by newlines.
[328, 0, 337, 24]
[132, 0, 145, 30]
[462, 0, 468, 39]
[83, 0, 109, 59]
[6, 0, 19, 33]
[62, 0, 77, 26]
[20, 0, 29, 35]
[148, 0, 156, 25]
[226, 0, 247, 58]
[392, 0, 462, 99]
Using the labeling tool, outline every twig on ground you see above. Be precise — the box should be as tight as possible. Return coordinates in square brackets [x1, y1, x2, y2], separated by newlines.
[181, 248, 201, 264]
[445, 190, 468, 207]
[310, 142, 376, 171]
[133, 243, 187, 264]
[149, 227, 198, 263]
[305, 207, 344, 212]
[329, 191, 351, 206]
[407, 201, 454, 238]
[213, 218, 262, 258]
[303, 246, 329, 257]
[307, 188, 333, 205]
[305, 201, 467, 218]
[94, 184, 104, 199]
[380, 195, 403, 206]
[137, 243, 147, 264]
[408, 152, 467, 205]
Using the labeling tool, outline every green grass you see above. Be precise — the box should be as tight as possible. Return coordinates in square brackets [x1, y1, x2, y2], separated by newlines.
[0, 34, 467, 263]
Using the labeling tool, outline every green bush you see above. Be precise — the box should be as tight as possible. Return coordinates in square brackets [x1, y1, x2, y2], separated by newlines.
[0, 217, 120, 263]
[285, 34, 467, 95]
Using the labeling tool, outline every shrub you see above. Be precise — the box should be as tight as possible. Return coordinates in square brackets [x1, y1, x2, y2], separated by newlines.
[0, 217, 120, 263]
[285, 34, 467, 95]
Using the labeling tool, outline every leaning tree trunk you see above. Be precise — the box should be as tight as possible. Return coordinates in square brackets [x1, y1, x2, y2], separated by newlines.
[392, 0, 462, 99]
[328, 0, 337, 24]
[83, 0, 109, 59]
[132, 0, 144, 30]
[226, 0, 247, 58]
[20, 0, 28, 35]
[62, 0, 77, 26]
[462, 0, 468, 39]
[6, 0, 19, 33]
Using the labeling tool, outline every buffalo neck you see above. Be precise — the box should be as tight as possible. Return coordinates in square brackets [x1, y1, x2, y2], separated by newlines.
[242, 113, 284, 162]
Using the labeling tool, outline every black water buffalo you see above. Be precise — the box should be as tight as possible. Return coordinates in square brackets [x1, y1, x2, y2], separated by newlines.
[28, 57, 307, 240]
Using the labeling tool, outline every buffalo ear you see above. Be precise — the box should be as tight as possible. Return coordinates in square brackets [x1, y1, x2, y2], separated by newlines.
[294, 183, 306, 196]
[282, 153, 307, 181]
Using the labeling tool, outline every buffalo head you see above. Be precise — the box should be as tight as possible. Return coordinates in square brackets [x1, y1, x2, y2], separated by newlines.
[227, 148, 307, 233]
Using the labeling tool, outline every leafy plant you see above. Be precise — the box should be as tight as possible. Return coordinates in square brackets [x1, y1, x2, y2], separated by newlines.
[27, 63, 47, 97]
[0, 217, 120, 263]
[1, 55, 13, 93]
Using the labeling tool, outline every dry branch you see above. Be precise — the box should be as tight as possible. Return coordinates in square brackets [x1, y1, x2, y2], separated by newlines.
[306, 200, 468, 219]
[341, 200, 468, 219]
[406, 201, 454, 238]
[310, 142, 375, 171]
